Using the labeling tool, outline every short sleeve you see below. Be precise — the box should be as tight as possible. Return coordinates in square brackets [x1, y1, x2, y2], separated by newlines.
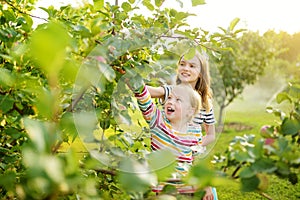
[193, 108, 216, 125]
[158, 85, 173, 105]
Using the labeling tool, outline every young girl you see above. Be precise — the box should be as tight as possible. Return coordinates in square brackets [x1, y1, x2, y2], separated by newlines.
[147, 51, 218, 199]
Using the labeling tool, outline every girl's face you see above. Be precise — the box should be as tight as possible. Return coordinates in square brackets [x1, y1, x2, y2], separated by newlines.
[164, 87, 193, 124]
[177, 55, 201, 87]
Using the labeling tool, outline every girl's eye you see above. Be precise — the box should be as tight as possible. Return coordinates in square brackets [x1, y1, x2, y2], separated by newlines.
[190, 65, 194, 68]
[176, 98, 181, 102]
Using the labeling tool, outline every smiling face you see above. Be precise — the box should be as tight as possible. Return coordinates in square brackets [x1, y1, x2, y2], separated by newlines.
[164, 85, 201, 125]
[177, 55, 201, 88]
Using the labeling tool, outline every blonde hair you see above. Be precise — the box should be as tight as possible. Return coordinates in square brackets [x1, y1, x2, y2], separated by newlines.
[176, 51, 213, 112]
[172, 83, 201, 118]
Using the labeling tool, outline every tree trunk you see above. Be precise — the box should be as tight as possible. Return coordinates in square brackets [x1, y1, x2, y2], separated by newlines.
[217, 104, 226, 133]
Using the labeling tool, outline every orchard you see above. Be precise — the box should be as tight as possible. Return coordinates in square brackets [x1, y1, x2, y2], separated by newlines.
[0, 0, 299, 199]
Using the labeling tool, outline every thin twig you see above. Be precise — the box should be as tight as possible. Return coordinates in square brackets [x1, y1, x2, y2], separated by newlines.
[159, 34, 220, 52]
[259, 192, 273, 200]
[3, 0, 48, 22]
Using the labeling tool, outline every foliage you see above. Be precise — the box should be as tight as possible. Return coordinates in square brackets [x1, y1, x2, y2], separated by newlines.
[0, 0, 222, 199]
[213, 81, 300, 199]
[210, 19, 277, 125]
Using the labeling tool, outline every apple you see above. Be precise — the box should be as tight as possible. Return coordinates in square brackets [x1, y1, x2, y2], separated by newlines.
[260, 125, 271, 138]
[264, 138, 275, 146]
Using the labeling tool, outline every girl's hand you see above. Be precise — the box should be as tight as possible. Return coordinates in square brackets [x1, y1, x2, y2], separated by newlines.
[123, 68, 144, 92]
[202, 187, 215, 200]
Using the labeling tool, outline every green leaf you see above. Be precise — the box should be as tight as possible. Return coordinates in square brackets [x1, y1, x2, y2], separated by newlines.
[148, 150, 176, 181]
[0, 95, 14, 113]
[100, 119, 110, 130]
[246, 140, 263, 159]
[281, 118, 300, 135]
[118, 157, 157, 192]
[3, 10, 16, 22]
[23, 118, 57, 153]
[184, 48, 196, 60]
[239, 167, 255, 178]
[93, 0, 104, 10]
[142, 0, 155, 11]
[186, 160, 215, 187]
[191, 0, 206, 6]
[276, 161, 290, 176]
[251, 158, 277, 173]
[73, 112, 98, 141]
[288, 83, 300, 99]
[235, 151, 254, 163]
[229, 18, 240, 31]
[241, 175, 260, 192]
[73, 25, 91, 38]
[114, 110, 132, 125]
[121, 2, 132, 12]
[276, 92, 292, 104]
[0, 171, 16, 191]
[78, 59, 107, 91]
[20, 14, 33, 32]
[35, 89, 56, 119]
[43, 155, 64, 183]
[59, 112, 78, 141]
[0, 68, 15, 87]
[90, 150, 111, 166]
[155, 0, 165, 7]
[98, 62, 116, 82]
[277, 137, 289, 155]
[175, 12, 190, 21]
[29, 21, 71, 78]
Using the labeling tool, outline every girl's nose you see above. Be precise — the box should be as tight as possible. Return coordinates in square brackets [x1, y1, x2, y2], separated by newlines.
[167, 98, 174, 104]
[181, 64, 188, 70]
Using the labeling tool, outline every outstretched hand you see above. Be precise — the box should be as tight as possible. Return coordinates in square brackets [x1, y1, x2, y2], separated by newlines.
[123, 67, 144, 93]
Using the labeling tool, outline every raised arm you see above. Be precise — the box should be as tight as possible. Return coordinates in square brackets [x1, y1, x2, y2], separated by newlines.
[147, 85, 165, 99]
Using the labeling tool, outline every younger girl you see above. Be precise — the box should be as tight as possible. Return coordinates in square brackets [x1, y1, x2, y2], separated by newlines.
[125, 76, 207, 192]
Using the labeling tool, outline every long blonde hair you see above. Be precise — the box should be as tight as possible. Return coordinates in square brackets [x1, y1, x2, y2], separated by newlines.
[176, 51, 213, 112]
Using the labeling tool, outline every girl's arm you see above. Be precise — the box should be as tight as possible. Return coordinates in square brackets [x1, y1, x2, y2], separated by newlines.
[146, 85, 165, 99]
[147, 85, 174, 105]
[133, 85, 158, 126]
[201, 124, 216, 146]
[124, 75, 158, 125]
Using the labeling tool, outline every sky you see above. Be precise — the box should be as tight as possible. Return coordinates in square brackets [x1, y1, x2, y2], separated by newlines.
[33, 0, 300, 34]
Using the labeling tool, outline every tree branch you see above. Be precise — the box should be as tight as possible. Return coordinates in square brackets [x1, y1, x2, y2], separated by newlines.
[3, 0, 48, 22]
[159, 35, 220, 52]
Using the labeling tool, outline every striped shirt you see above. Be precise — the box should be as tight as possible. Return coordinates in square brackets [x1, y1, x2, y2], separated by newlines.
[134, 85, 203, 174]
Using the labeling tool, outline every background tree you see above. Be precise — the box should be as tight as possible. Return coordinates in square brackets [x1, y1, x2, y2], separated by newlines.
[210, 18, 277, 126]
